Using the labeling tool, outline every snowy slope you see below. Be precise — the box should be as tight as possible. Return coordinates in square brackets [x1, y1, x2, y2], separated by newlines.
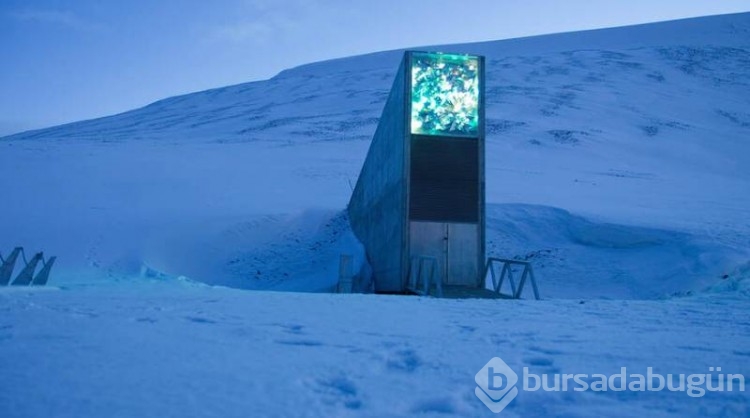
[1, 13, 750, 298]
[1, 13, 750, 418]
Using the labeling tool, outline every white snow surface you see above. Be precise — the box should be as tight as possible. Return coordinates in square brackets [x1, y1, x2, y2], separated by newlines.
[1, 12, 750, 417]
[1, 280, 749, 417]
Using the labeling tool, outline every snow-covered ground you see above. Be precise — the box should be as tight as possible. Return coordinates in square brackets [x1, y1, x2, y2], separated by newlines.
[1, 12, 749, 417]
[1, 280, 748, 417]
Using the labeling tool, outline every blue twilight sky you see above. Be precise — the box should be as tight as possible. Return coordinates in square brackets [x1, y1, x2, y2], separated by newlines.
[1, 0, 748, 136]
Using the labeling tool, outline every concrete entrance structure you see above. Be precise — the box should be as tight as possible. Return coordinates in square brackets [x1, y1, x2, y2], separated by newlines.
[348, 51, 485, 293]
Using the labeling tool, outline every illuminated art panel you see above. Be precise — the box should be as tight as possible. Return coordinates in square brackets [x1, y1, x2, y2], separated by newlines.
[410, 52, 480, 137]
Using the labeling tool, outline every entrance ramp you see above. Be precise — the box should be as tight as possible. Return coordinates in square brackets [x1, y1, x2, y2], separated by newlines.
[441, 285, 511, 299]
[403, 254, 541, 300]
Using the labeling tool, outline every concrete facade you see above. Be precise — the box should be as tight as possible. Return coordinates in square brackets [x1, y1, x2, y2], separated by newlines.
[348, 51, 485, 293]
[348, 57, 409, 292]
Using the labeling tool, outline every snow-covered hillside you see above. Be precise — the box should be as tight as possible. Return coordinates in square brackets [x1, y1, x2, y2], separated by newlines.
[2, 13, 750, 418]
[2, 12, 750, 297]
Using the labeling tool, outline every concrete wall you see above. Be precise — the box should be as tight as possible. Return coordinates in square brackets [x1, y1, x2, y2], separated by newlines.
[477, 55, 487, 288]
[407, 55, 486, 288]
[349, 52, 486, 292]
[347, 55, 408, 293]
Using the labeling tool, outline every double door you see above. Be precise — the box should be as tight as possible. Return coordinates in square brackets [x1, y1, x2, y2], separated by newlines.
[409, 221, 478, 287]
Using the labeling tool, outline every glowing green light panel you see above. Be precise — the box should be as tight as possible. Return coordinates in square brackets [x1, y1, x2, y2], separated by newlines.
[410, 52, 479, 137]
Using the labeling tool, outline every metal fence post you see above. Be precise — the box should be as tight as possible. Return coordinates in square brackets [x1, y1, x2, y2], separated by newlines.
[337, 254, 353, 293]
[0, 247, 22, 286]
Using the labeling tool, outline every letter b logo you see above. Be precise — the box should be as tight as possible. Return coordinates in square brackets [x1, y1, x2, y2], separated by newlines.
[475, 357, 519, 413]
[488, 367, 506, 390]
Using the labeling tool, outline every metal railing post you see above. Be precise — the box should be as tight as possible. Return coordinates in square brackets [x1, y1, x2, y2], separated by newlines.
[407, 255, 441, 298]
[0, 247, 23, 286]
[485, 257, 541, 300]
[528, 264, 540, 300]
[31, 256, 56, 286]
[11, 252, 44, 286]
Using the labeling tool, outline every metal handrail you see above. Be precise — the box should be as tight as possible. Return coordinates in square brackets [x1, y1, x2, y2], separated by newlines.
[0, 247, 56, 286]
[407, 255, 443, 297]
[337, 254, 354, 293]
[484, 257, 541, 300]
